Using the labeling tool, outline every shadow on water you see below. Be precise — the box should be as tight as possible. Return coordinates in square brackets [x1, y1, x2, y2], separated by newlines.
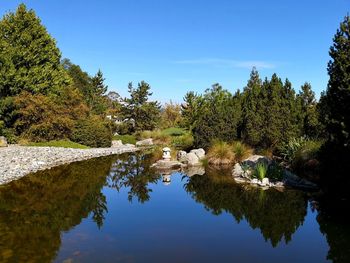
[0, 152, 349, 262]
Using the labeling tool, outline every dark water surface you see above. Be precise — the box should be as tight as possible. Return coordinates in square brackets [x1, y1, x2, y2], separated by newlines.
[0, 153, 349, 263]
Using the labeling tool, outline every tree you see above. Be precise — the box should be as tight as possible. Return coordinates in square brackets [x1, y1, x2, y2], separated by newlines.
[160, 101, 182, 128]
[319, 15, 350, 196]
[322, 15, 350, 149]
[191, 84, 242, 148]
[181, 91, 201, 130]
[121, 81, 161, 132]
[90, 69, 108, 115]
[0, 4, 70, 97]
[298, 82, 320, 137]
[241, 68, 264, 146]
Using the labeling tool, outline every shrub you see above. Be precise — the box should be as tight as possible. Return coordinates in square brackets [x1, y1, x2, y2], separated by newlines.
[171, 133, 194, 150]
[254, 162, 268, 180]
[267, 161, 284, 181]
[71, 117, 112, 148]
[115, 122, 134, 135]
[292, 140, 322, 170]
[26, 140, 89, 149]
[207, 141, 235, 165]
[232, 141, 252, 162]
[279, 137, 308, 163]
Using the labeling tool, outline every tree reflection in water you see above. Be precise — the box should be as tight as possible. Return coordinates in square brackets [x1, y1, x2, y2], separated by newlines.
[106, 152, 161, 203]
[183, 166, 308, 247]
[0, 156, 114, 263]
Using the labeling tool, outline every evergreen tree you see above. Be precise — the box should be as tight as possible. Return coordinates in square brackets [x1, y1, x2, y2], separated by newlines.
[242, 68, 264, 146]
[0, 4, 70, 97]
[298, 82, 320, 137]
[181, 91, 201, 130]
[122, 81, 161, 131]
[91, 69, 108, 115]
[322, 15, 350, 149]
[191, 84, 242, 148]
[319, 15, 350, 196]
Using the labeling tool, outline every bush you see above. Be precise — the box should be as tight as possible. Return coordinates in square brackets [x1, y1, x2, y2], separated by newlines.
[279, 137, 308, 163]
[71, 117, 112, 148]
[207, 141, 235, 165]
[267, 161, 284, 181]
[115, 122, 134, 135]
[293, 140, 322, 170]
[171, 133, 194, 150]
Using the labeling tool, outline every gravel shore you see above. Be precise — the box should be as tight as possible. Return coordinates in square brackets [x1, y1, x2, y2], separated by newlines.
[0, 145, 138, 185]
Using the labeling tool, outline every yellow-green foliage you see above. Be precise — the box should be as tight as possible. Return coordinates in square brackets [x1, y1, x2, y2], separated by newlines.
[207, 141, 235, 165]
[232, 141, 253, 162]
[25, 140, 90, 149]
[113, 134, 137, 145]
[207, 140, 252, 165]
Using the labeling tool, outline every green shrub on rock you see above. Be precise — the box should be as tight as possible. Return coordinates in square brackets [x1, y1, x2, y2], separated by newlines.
[71, 117, 112, 148]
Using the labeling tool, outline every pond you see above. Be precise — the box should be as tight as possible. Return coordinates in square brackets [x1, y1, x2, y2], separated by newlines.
[0, 152, 349, 263]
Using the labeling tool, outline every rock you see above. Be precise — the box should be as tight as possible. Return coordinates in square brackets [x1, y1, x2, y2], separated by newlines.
[124, 144, 136, 148]
[261, 178, 270, 186]
[283, 170, 318, 190]
[251, 178, 259, 184]
[232, 163, 244, 177]
[111, 140, 123, 147]
[234, 177, 249, 183]
[186, 152, 200, 166]
[0, 136, 8, 147]
[136, 138, 153, 146]
[177, 150, 187, 163]
[190, 148, 205, 160]
[241, 155, 271, 169]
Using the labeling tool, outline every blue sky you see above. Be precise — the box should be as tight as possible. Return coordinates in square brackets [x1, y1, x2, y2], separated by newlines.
[0, 0, 349, 103]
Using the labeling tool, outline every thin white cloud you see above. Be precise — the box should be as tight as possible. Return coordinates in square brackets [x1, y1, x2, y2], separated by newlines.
[174, 58, 276, 69]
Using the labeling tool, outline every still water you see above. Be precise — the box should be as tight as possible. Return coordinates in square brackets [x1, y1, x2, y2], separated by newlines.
[0, 153, 349, 263]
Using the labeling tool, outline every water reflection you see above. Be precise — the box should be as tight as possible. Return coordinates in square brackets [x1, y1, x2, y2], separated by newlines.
[0, 156, 114, 262]
[107, 153, 160, 203]
[0, 153, 348, 262]
[184, 166, 308, 247]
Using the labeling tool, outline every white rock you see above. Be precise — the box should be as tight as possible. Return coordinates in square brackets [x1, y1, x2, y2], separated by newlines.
[190, 148, 206, 160]
[251, 178, 259, 184]
[232, 163, 244, 177]
[111, 140, 123, 147]
[186, 152, 200, 166]
[261, 178, 270, 186]
[136, 138, 153, 146]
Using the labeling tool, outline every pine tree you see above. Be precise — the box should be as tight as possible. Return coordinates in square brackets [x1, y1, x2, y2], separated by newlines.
[0, 4, 70, 97]
[323, 15, 350, 148]
[298, 82, 320, 137]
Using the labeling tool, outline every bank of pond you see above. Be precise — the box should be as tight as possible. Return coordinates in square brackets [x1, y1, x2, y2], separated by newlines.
[0, 152, 349, 263]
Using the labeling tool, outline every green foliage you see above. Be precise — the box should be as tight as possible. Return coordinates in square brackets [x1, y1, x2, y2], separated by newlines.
[298, 82, 321, 138]
[113, 134, 137, 145]
[161, 127, 186, 137]
[121, 81, 161, 132]
[254, 162, 268, 180]
[181, 91, 201, 130]
[267, 161, 284, 181]
[242, 69, 303, 149]
[280, 137, 308, 163]
[71, 116, 112, 147]
[26, 140, 89, 149]
[0, 4, 70, 97]
[171, 133, 194, 150]
[192, 84, 242, 148]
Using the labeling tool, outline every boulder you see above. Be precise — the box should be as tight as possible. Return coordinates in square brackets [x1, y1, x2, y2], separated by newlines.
[232, 163, 244, 177]
[111, 140, 123, 147]
[151, 160, 183, 170]
[283, 170, 318, 190]
[190, 148, 206, 160]
[0, 136, 7, 147]
[241, 155, 271, 169]
[186, 152, 200, 166]
[260, 178, 270, 186]
[136, 138, 153, 146]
